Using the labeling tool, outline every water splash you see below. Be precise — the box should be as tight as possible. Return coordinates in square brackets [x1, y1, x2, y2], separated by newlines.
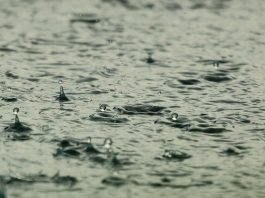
[59, 140, 72, 148]
[13, 107, 19, 114]
[4, 108, 32, 133]
[113, 104, 166, 115]
[89, 105, 129, 123]
[84, 137, 101, 154]
[213, 62, 219, 69]
[87, 136, 92, 143]
[155, 113, 191, 130]
[103, 138, 113, 152]
[171, 113, 178, 121]
[146, 52, 155, 64]
[56, 80, 70, 102]
[113, 106, 125, 114]
[103, 138, 123, 168]
[99, 104, 108, 112]
[161, 149, 191, 161]
[13, 107, 20, 124]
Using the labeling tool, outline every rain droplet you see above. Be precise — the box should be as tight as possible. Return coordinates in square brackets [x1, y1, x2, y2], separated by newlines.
[213, 62, 219, 69]
[103, 138, 113, 150]
[146, 52, 155, 64]
[4, 107, 32, 132]
[87, 136, 92, 143]
[13, 107, 19, 115]
[13, 107, 21, 125]
[163, 150, 172, 158]
[57, 80, 69, 102]
[171, 113, 178, 121]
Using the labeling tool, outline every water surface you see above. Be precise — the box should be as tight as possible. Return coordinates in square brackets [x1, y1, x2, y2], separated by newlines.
[0, 0, 265, 197]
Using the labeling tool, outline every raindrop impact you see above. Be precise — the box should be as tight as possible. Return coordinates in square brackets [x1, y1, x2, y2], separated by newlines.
[13, 107, 20, 124]
[103, 138, 113, 151]
[99, 104, 107, 112]
[4, 108, 32, 133]
[171, 113, 178, 121]
[146, 52, 155, 64]
[56, 80, 70, 102]
[13, 107, 19, 115]
[84, 136, 101, 154]
[213, 61, 220, 69]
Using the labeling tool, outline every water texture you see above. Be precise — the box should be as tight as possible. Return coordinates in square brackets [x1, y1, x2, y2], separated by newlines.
[0, 0, 265, 197]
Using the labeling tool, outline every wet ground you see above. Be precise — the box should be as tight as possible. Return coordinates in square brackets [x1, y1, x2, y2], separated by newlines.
[0, 0, 265, 197]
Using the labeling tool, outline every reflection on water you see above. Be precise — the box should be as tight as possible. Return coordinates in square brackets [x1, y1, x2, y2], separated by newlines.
[0, 0, 265, 197]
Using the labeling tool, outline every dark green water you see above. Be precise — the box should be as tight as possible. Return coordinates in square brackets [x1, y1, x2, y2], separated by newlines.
[0, 0, 265, 197]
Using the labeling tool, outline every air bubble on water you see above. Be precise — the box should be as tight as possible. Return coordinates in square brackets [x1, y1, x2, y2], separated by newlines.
[13, 107, 19, 115]
[171, 113, 178, 121]
[58, 79, 63, 84]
